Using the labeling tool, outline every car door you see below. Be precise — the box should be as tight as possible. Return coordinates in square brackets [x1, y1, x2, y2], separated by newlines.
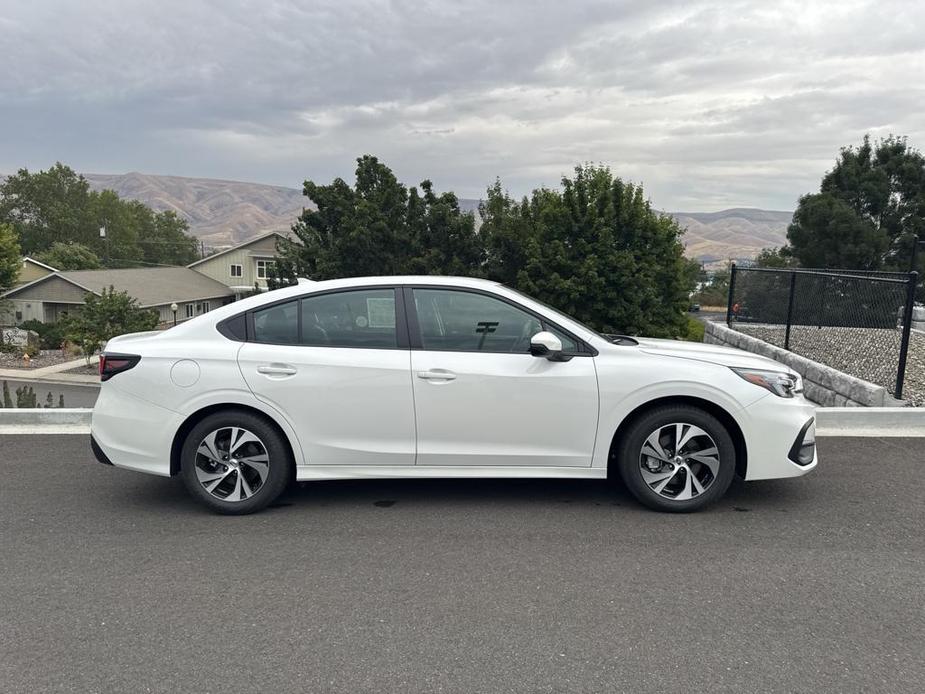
[237, 287, 416, 466]
[407, 287, 599, 467]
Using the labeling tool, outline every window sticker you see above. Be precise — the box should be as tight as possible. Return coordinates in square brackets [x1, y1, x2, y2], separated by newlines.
[366, 297, 395, 328]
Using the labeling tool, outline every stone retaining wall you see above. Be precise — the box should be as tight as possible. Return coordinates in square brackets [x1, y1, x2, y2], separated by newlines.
[704, 320, 903, 407]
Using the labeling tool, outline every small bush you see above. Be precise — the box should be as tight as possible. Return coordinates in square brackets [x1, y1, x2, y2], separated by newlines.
[683, 315, 705, 342]
[19, 319, 66, 350]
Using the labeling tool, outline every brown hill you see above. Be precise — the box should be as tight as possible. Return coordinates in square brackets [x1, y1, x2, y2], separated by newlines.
[671, 208, 792, 263]
[84, 172, 308, 249]
[82, 172, 792, 259]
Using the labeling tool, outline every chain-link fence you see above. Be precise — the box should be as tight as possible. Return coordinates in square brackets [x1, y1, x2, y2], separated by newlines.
[726, 266, 920, 401]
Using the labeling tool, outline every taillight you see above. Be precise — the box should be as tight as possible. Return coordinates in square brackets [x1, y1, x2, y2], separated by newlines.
[99, 353, 141, 382]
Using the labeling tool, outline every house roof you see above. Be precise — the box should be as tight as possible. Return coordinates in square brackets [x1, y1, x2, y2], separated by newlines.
[22, 257, 59, 272]
[3, 266, 234, 306]
[187, 231, 290, 268]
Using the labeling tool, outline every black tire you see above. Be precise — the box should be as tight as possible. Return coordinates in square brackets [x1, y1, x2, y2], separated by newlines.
[616, 405, 736, 512]
[180, 410, 292, 515]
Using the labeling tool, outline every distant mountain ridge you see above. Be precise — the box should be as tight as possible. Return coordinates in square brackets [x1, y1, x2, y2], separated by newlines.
[81, 172, 791, 259]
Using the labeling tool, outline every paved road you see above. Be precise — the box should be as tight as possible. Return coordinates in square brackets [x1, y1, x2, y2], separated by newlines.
[0, 378, 99, 408]
[1, 436, 923, 693]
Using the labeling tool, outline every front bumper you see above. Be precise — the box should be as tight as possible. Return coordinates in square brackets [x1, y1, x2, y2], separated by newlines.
[742, 393, 818, 480]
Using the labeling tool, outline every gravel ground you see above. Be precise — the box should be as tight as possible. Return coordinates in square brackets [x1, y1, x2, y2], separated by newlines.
[734, 324, 925, 406]
[0, 349, 76, 370]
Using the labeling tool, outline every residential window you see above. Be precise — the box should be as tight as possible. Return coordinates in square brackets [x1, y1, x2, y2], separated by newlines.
[256, 259, 276, 279]
[186, 304, 194, 318]
[230, 264, 243, 278]
[195, 302, 211, 315]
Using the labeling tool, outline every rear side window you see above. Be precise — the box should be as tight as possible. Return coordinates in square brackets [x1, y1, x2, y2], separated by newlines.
[301, 289, 397, 349]
[253, 301, 299, 344]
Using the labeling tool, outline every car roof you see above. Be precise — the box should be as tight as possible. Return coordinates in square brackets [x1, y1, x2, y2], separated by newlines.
[169, 274, 603, 346]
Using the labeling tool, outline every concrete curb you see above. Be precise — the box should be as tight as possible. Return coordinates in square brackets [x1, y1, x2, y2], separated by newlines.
[1, 407, 924, 436]
[0, 408, 92, 434]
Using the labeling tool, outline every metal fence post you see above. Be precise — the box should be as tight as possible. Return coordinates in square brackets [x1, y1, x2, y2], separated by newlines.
[895, 271, 918, 400]
[784, 270, 797, 351]
[726, 262, 737, 327]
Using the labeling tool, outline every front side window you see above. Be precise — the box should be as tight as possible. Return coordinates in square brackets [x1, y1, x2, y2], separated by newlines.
[253, 300, 299, 344]
[185, 304, 194, 318]
[301, 289, 397, 348]
[256, 259, 276, 279]
[230, 264, 243, 277]
[413, 289, 553, 353]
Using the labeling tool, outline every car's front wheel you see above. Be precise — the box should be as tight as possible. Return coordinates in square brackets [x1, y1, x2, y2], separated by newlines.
[617, 405, 736, 512]
[180, 411, 292, 514]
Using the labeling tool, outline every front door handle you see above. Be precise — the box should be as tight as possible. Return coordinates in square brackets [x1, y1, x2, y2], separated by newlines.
[417, 370, 457, 381]
[257, 364, 298, 376]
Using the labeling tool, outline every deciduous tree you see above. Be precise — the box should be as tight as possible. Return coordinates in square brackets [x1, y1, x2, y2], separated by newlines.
[63, 286, 158, 363]
[35, 242, 101, 271]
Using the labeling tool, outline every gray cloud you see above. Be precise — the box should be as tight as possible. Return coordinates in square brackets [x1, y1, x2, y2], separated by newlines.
[0, 0, 923, 210]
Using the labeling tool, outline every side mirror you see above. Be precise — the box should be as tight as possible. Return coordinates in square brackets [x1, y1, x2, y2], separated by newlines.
[530, 331, 569, 361]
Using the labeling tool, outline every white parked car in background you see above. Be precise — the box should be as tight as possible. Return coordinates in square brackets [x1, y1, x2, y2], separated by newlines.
[91, 276, 817, 514]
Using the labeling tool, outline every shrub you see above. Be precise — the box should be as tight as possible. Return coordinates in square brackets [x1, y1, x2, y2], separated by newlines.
[683, 315, 705, 342]
[19, 319, 66, 350]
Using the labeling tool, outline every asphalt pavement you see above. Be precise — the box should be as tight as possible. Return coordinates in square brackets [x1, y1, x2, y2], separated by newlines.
[1, 435, 923, 693]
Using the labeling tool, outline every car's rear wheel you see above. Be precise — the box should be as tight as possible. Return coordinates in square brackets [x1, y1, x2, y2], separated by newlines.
[617, 405, 736, 512]
[180, 411, 292, 514]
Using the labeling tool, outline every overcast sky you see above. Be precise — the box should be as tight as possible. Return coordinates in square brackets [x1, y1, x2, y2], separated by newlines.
[2, 0, 923, 211]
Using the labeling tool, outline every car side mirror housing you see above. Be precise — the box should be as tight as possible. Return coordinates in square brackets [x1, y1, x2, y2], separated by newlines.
[529, 331, 571, 361]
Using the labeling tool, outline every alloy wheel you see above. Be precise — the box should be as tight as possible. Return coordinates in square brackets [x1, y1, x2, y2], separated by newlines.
[638, 422, 721, 501]
[194, 427, 270, 502]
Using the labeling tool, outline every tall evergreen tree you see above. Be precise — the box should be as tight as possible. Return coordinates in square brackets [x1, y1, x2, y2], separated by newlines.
[482, 165, 692, 338]
[787, 135, 925, 271]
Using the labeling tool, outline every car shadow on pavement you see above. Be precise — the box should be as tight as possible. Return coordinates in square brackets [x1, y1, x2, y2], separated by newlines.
[116, 472, 808, 516]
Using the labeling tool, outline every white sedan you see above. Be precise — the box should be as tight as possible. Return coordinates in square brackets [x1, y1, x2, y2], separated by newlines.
[91, 276, 817, 514]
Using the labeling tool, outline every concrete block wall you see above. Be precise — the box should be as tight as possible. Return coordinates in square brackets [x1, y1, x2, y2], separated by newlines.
[703, 320, 902, 407]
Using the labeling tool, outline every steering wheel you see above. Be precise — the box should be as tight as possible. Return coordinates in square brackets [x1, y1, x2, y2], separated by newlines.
[303, 322, 329, 345]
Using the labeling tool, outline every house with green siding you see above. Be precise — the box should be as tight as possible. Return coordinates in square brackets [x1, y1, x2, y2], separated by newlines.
[187, 231, 288, 298]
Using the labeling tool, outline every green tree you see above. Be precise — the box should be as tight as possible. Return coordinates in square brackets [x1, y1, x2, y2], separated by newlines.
[63, 286, 158, 363]
[691, 265, 730, 307]
[138, 209, 199, 266]
[753, 247, 797, 268]
[0, 163, 95, 254]
[0, 223, 21, 291]
[787, 135, 925, 271]
[0, 163, 199, 268]
[35, 242, 101, 270]
[482, 165, 694, 337]
[274, 155, 481, 282]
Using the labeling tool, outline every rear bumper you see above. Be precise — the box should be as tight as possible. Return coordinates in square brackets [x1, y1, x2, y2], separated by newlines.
[90, 384, 183, 477]
[90, 436, 114, 466]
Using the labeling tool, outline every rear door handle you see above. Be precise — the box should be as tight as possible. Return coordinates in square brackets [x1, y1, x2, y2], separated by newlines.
[257, 364, 298, 376]
[417, 370, 457, 381]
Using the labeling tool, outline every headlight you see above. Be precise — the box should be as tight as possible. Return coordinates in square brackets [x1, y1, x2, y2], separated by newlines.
[731, 368, 803, 398]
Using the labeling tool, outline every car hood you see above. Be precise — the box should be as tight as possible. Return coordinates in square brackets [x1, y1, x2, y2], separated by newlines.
[633, 336, 793, 372]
